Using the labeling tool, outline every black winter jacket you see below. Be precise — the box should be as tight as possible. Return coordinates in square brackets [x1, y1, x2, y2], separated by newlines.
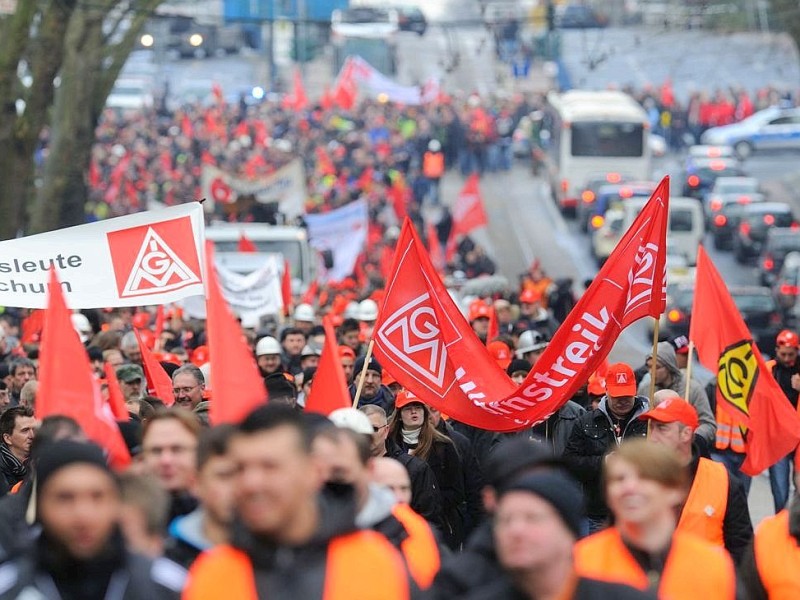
[437, 420, 485, 536]
[431, 520, 498, 599]
[386, 439, 443, 529]
[563, 397, 649, 519]
[463, 576, 658, 600]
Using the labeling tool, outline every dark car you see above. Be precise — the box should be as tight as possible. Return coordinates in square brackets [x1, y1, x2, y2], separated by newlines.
[773, 251, 800, 326]
[733, 202, 797, 263]
[576, 172, 635, 232]
[709, 194, 765, 249]
[557, 4, 608, 28]
[656, 284, 694, 340]
[588, 181, 658, 232]
[396, 6, 427, 35]
[682, 157, 746, 200]
[758, 229, 800, 286]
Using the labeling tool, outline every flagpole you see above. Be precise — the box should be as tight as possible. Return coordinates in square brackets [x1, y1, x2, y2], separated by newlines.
[352, 339, 375, 409]
[684, 340, 695, 402]
[648, 320, 660, 410]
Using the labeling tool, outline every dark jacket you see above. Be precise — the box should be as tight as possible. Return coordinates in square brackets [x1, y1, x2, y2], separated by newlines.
[463, 575, 658, 600]
[0, 479, 34, 558]
[770, 360, 800, 408]
[437, 420, 485, 536]
[164, 509, 213, 570]
[168, 491, 199, 524]
[386, 439, 443, 529]
[431, 520, 498, 599]
[563, 397, 649, 519]
[0, 530, 185, 599]
[530, 400, 586, 457]
[350, 384, 395, 414]
[0, 444, 26, 497]
[684, 449, 753, 564]
[449, 420, 500, 468]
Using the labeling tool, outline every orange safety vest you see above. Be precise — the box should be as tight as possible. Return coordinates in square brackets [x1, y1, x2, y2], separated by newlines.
[754, 509, 800, 599]
[391, 503, 441, 589]
[715, 406, 746, 453]
[422, 152, 445, 179]
[574, 527, 736, 600]
[677, 457, 728, 547]
[183, 530, 411, 600]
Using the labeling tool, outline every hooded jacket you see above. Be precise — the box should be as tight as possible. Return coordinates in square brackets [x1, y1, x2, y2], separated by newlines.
[563, 397, 649, 519]
[165, 509, 214, 569]
[637, 342, 716, 445]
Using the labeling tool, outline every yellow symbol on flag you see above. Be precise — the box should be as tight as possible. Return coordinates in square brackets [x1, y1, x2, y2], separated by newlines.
[717, 340, 758, 417]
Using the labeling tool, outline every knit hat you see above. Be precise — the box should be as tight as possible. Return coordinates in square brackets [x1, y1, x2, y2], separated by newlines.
[502, 471, 585, 538]
[485, 437, 562, 492]
[265, 373, 296, 401]
[354, 356, 382, 376]
[506, 359, 532, 377]
[36, 440, 115, 497]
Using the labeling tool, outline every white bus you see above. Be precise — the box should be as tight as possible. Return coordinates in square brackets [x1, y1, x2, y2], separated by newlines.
[547, 90, 651, 216]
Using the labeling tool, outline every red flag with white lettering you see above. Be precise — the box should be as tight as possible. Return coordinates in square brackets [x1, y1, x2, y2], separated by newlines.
[374, 177, 670, 430]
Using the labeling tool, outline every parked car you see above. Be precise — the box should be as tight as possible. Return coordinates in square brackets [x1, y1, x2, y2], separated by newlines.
[687, 144, 736, 160]
[682, 157, 746, 200]
[557, 3, 608, 28]
[732, 202, 797, 263]
[701, 105, 800, 159]
[758, 229, 800, 285]
[773, 251, 800, 325]
[396, 6, 427, 35]
[709, 194, 765, 250]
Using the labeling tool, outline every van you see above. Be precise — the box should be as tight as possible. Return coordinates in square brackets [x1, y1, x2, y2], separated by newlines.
[204, 223, 322, 294]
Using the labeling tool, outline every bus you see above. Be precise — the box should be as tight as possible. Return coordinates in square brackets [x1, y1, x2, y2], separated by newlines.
[547, 90, 651, 216]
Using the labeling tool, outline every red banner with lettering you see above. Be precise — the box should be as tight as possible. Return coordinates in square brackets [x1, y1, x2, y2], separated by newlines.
[374, 177, 669, 430]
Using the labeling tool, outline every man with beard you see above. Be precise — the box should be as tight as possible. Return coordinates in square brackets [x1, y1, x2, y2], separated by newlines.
[350, 357, 394, 413]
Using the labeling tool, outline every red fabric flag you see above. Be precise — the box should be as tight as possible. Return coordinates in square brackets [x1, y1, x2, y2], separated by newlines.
[282, 259, 293, 318]
[446, 174, 489, 260]
[238, 232, 257, 253]
[374, 178, 670, 430]
[691, 246, 800, 475]
[332, 59, 358, 110]
[153, 305, 166, 351]
[104, 362, 130, 422]
[315, 147, 336, 176]
[320, 84, 333, 111]
[301, 280, 319, 306]
[211, 82, 224, 105]
[389, 177, 409, 221]
[205, 242, 268, 424]
[135, 329, 175, 406]
[291, 68, 308, 111]
[37, 270, 130, 470]
[20, 310, 45, 345]
[426, 224, 446, 274]
[305, 316, 351, 416]
[487, 303, 499, 343]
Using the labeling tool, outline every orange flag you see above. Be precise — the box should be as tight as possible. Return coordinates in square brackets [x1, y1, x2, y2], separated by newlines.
[238, 232, 257, 253]
[37, 270, 130, 470]
[205, 241, 268, 424]
[691, 245, 800, 475]
[282, 259, 293, 318]
[104, 362, 130, 422]
[135, 329, 175, 406]
[305, 316, 351, 416]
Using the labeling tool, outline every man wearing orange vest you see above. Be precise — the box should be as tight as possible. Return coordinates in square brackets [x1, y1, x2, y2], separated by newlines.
[313, 409, 441, 590]
[183, 405, 413, 600]
[422, 140, 445, 204]
[574, 439, 738, 599]
[640, 397, 752, 563]
[741, 464, 800, 598]
[764, 329, 800, 512]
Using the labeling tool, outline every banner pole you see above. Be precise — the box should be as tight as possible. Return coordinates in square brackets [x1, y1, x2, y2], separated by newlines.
[352, 339, 375, 409]
[648, 320, 660, 410]
[684, 340, 695, 402]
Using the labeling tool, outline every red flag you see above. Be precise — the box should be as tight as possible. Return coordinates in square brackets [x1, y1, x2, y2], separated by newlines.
[211, 82, 224, 105]
[135, 329, 175, 406]
[153, 305, 165, 351]
[305, 316, 351, 416]
[238, 232, 257, 253]
[446, 174, 488, 260]
[282, 259, 293, 318]
[374, 178, 670, 430]
[427, 224, 446, 273]
[315, 146, 336, 176]
[20, 310, 45, 345]
[487, 303, 499, 342]
[205, 242, 268, 424]
[320, 84, 333, 111]
[691, 246, 800, 475]
[104, 362, 130, 422]
[389, 177, 409, 221]
[301, 280, 319, 306]
[37, 270, 130, 470]
[332, 59, 358, 110]
[290, 68, 309, 111]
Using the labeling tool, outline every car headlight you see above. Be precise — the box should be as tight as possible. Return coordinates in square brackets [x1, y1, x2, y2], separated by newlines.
[189, 33, 204, 47]
[140, 33, 155, 47]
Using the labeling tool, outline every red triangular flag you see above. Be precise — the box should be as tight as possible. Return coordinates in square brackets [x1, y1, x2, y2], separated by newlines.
[153, 305, 165, 352]
[206, 241, 268, 424]
[446, 174, 488, 261]
[135, 329, 175, 406]
[305, 316, 351, 416]
[691, 246, 800, 475]
[104, 362, 130, 422]
[426, 224, 446, 274]
[238, 232, 257, 253]
[282, 259, 293, 318]
[292, 68, 308, 110]
[301, 280, 319, 306]
[37, 270, 130, 470]
[487, 303, 499, 343]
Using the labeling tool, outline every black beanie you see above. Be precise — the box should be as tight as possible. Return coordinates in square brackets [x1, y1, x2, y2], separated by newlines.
[354, 356, 382, 376]
[36, 440, 114, 496]
[506, 359, 532, 376]
[502, 471, 585, 538]
[265, 373, 297, 400]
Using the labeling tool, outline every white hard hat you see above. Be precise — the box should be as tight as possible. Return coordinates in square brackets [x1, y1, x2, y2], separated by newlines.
[255, 336, 281, 357]
[329, 408, 374, 435]
[301, 344, 321, 358]
[71, 313, 92, 343]
[516, 330, 548, 358]
[428, 139, 441, 152]
[344, 301, 361, 320]
[358, 299, 379, 322]
[293, 303, 315, 322]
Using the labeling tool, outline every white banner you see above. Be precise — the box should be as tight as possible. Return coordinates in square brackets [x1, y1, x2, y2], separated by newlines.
[0, 204, 205, 309]
[182, 255, 284, 328]
[305, 200, 368, 283]
[201, 159, 307, 219]
[347, 56, 440, 105]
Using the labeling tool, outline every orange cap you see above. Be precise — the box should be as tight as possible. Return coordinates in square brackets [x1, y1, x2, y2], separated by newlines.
[469, 302, 492, 321]
[777, 329, 799, 348]
[639, 397, 699, 430]
[395, 390, 425, 409]
[487, 341, 512, 369]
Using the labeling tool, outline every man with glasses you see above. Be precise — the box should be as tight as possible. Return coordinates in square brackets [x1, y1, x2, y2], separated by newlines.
[172, 364, 205, 411]
[141, 409, 201, 521]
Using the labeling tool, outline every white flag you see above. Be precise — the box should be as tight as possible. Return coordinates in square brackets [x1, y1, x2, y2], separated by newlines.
[0, 204, 205, 309]
[305, 200, 368, 282]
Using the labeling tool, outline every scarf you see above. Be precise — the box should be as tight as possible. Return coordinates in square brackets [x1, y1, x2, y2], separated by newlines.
[401, 427, 421, 448]
[0, 444, 26, 481]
